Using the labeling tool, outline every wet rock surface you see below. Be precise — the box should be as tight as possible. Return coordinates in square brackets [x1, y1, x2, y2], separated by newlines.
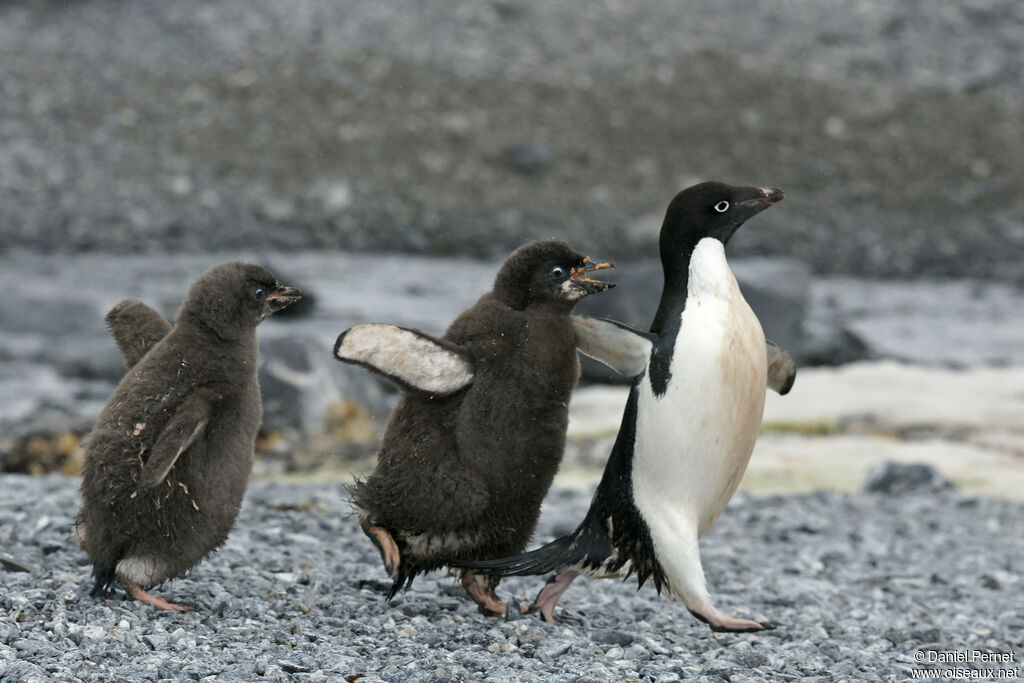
[0, 474, 1021, 681]
[1, 0, 1023, 281]
[2, 251, 1022, 474]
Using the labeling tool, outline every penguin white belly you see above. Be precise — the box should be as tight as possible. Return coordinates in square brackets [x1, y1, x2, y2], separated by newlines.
[633, 238, 767, 545]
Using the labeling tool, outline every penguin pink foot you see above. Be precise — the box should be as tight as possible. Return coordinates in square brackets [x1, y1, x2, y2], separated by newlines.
[123, 581, 188, 612]
[461, 571, 509, 616]
[688, 604, 778, 632]
[529, 567, 579, 624]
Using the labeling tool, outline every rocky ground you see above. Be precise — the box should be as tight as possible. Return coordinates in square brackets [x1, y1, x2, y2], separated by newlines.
[1, 0, 1023, 280]
[1, 473, 1022, 682]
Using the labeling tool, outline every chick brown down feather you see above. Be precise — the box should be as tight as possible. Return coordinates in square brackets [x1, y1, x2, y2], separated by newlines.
[77, 261, 298, 598]
[344, 239, 615, 596]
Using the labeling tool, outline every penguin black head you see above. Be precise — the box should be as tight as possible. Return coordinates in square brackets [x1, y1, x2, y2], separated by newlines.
[493, 239, 615, 311]
[178, 261, 302, 339]
[659, 182, 784, 269]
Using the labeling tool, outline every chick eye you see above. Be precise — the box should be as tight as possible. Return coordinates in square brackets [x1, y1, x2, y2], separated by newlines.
[714, 200, 730, 213]
[254, 288, 264, 298]
[551, 266, 566, 279]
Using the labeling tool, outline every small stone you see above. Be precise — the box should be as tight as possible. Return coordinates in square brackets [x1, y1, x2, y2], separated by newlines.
[536, 639, 572, 664]
[980, 573, 1001, 590]
[862, 461, 954, 494]
[278, 660, 312, 674]
[591, 629, 634, 646]
[504, 599, 529, 621]
[143, 633, 169, 650]
[0, 553, 35, 573]
[502, 143, 555, 176]
[911, 627, 942, 642]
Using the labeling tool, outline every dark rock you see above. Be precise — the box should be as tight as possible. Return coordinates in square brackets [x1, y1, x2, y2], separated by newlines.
[505, 599, 529, 621]
[0, 620, 19, 644]
[910, 627, 942, 642]
[257, 334, 388, 435]
[883, 628, 909, 645]
[536, 639, 572, 664]
[143, 633, 170, 650]
[591, 629, 634, 646]
[732, 257, 811, 359]
[800, 321, 871, 366]
[278, 659, 313, 674]
[979, 574, 1001, 590]
[861, 461, 955, 495]
[502, 143, 555, 176]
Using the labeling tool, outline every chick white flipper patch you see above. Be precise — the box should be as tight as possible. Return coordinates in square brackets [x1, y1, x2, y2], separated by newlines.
[334, 323, 474, 396]
[571, 316, 654, 378]
[766, 340, 797, 395]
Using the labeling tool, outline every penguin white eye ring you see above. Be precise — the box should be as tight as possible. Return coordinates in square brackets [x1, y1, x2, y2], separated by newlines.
[714, 200, 730, 213]
[550, 266, 567, 279]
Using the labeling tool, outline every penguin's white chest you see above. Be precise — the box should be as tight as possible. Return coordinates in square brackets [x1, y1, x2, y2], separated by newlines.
[633, 238, 767, 537]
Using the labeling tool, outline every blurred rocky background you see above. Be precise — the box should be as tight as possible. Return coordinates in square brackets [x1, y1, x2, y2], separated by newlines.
[2, 0, 1023, 276]
[1, 0, 1022, 486]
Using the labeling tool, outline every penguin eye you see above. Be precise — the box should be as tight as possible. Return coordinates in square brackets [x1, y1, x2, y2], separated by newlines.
[550, 266, 567, 279]
[253, 288, 265, 299]
[714, 201, 730, 213]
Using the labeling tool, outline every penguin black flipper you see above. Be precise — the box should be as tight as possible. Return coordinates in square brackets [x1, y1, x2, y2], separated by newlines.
[138, 395, 212, 490]
[571, 316, 654, 378]
[334, 323, 474, 397]
[766, 340, 797, 395]
[105, 299, 172, 369]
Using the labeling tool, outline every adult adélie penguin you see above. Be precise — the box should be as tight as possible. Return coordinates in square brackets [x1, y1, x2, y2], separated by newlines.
[455, 182, 797, 631]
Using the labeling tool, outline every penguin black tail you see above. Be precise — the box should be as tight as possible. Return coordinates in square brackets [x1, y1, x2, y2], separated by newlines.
[452, 526, 601, 577]
[386, 566, 419, 601]
[90, 565, 118, 598]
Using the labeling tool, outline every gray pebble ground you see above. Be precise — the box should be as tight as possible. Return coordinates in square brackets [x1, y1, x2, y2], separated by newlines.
[2, 475, 1021, 682]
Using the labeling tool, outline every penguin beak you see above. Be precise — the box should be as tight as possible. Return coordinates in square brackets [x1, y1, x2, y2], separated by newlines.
[266, 286, 302, 312]
[569, 258, 616, 295]
[739, 187, 785, 208]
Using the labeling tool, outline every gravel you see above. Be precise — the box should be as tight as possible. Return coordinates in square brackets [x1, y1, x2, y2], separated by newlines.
[1, 474, 1021, 681]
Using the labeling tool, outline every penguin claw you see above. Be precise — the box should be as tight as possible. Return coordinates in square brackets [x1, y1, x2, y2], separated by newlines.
[689, 606, 775, 633]
[461, 571, 507, 616]
[707, 619, 774, 633]
[123, 581, 189, 612]
[358, 516, 401, 580]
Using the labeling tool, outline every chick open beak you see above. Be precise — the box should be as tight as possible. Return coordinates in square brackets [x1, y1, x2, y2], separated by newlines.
[570, 258, 616, 294]
[266, 286, 302, 312]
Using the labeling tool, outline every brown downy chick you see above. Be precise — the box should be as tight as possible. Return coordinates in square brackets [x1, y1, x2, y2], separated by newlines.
[334, 239, 615, 615]
[76, 261, 300, 611]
